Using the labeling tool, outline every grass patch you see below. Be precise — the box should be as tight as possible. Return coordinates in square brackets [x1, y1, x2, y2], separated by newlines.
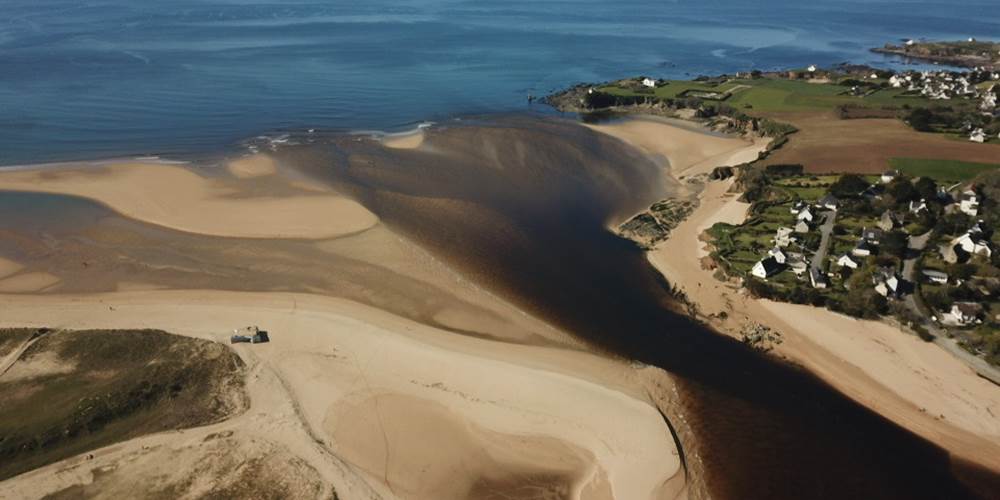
[888, 158, 1000, 184]
[0, 328, 248, 480]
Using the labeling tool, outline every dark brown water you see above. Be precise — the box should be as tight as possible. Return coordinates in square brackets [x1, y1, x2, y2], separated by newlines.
[284, 116, 1000, 500]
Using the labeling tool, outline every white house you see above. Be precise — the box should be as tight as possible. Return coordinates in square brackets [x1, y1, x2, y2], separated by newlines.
[909, 198, 928, 214]
[774, 226, 795, 247]
[818, 194, 839, 211]
[921, 269, 949, 285]
[836, 254, 859, 269]
[751, 257, 783, 279]
[948, 302, 982, 325]
[641, 78, 657, 88]
[852, 240, 874, 257]
[768, 247, 788, 264]
[873, 271, 902, 298]
[889, 75, 904, 88]
[797, 207, 814, 222]
[790, 200, 807, 214]
[905, 39, 916, 46]
[807, 65, 817, 73]
[788, 257, 809, 276]
[880, 170, 899, 184]
[954, 230, 992, 258]
[970, 128, 986, 143]
[959, 190, 979, 216]
[861, 227, 882, 245]
[810, 267, 828, 289]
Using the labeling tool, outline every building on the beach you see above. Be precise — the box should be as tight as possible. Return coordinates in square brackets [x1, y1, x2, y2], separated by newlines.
[948, 302, 983, 325]
[751, 256, 783, 279]
[959, 190, 979, 216]
[807, 65, 817, 73]
[641, 78, 657, 88]
[921, 269, 949, 285]
[231, 325, 270, 344]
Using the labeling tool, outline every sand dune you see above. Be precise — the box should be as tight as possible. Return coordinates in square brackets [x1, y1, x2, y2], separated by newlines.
[0, 159, 377, 239]
[585, 116, 767, 177]
[0, 291, 683, 500]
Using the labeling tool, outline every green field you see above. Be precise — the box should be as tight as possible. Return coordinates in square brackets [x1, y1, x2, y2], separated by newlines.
[888, 158, 1000, 183]
[599, 78, 932, 113]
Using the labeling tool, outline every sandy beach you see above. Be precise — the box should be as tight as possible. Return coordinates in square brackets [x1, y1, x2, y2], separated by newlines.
[614, 128, 1000, 472]
[585, 116, 769, 177]
[0, 291, 683, 500]
[0, 157, 377, 239]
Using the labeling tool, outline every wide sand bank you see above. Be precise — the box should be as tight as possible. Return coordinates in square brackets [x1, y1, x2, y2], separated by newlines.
[0, 291, 683, 500]
[0, 156, 377, 239]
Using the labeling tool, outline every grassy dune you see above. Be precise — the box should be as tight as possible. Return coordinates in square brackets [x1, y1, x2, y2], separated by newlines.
[0, 328, 248, 480]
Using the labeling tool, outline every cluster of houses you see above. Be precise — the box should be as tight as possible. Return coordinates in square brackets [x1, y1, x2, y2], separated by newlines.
[879, 69, 999, 143]
[750, 195, 837, 285]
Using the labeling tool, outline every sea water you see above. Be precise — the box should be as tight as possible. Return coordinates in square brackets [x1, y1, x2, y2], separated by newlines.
[1, 0, 998, 164]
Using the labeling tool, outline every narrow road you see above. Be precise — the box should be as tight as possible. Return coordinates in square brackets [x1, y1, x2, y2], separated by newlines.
[900, 231, 1000, 386]
[0, 330, 46, 379]
[809, 210, 836, 273]
[902, 230, 931, 282]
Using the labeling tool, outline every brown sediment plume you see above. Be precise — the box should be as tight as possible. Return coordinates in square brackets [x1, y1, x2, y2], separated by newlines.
[283, 115, 996, 499]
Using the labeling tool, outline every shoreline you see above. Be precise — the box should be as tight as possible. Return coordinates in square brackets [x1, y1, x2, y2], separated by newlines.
[594, 117, 1000, 471]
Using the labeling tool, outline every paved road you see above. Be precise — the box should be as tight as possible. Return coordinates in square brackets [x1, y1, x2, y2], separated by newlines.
[899, 230, 1000, 385]
[901, 230, 931, 282]
[809, 210, 836, 274]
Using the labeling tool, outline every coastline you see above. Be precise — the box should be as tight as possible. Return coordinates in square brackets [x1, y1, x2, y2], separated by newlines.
[2, 114, 998, 497]
[0, 132, 692, 499]
[592, 117, 1000, 471]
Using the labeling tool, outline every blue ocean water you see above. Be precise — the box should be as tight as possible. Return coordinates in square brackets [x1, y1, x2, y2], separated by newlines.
[1, 0, 998, 165]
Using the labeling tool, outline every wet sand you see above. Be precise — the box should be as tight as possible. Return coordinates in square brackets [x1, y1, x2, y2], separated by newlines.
[0, 158, 376, 239]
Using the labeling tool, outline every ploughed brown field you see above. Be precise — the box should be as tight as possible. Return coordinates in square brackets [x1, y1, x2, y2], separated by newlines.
[758, 111, 1000, 173]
